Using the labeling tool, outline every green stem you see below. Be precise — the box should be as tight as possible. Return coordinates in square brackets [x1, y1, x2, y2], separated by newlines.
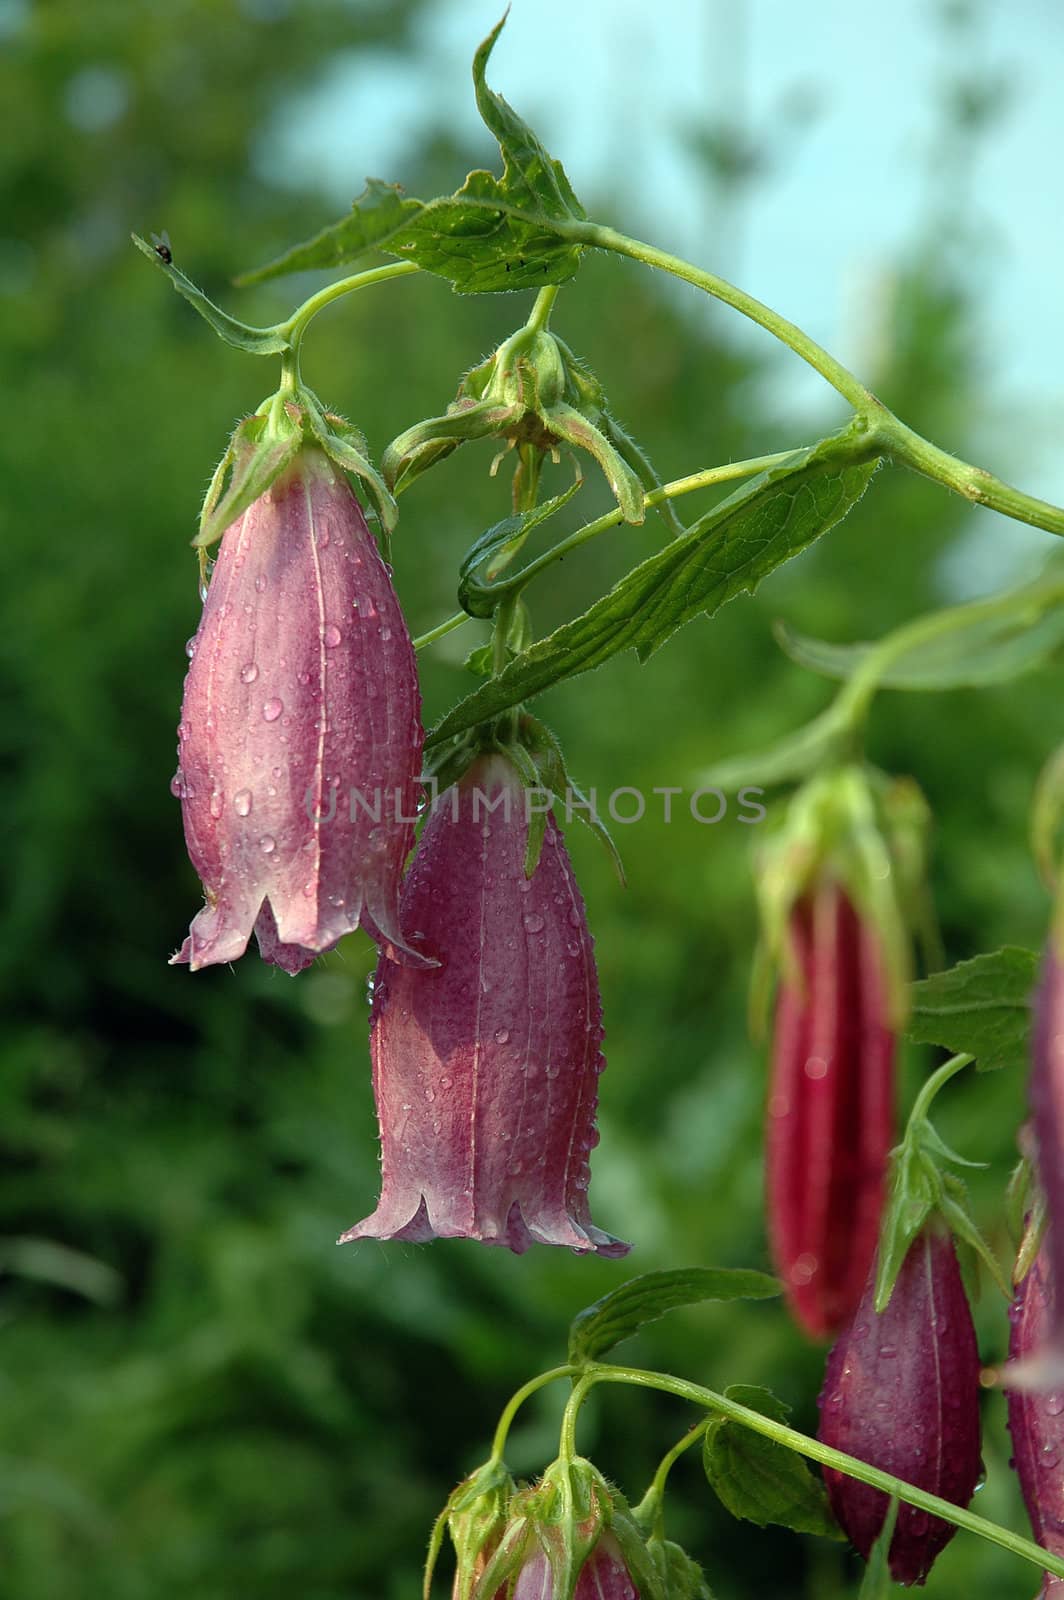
[559, 1372, 598, 1463]
[488, 1365, 577, 1464]
[636, 1418, 713, 1539]
[480, 448, 801, 605]
[908, 1052, 974, 1129]
[413, 611, 473, 652]
[550, 219, 872, 412]
[584, 1363, 1064, 1582]
[871, 410, 1064, 538]
[533, 214, 1064, 538]
[278, 260, 421, 349]
[525, 284, 560, 334]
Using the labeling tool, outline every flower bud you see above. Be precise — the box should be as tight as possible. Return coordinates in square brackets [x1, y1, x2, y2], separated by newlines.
[767, 879, 896, 1339]
[1007, 1249, 1064, 1586]
[818, 1228, 982, 1586]
[511, 1532, 639, 1600]
[339, 752, 627, 1254]
[172, 446, 423, 973]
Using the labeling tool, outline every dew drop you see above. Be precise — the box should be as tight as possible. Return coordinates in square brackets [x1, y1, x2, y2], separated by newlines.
[878, 1343, 898, 1360]
[240, 661, 259, 684]
[169, 770, 184, 797]
[494, 1027, 511, 1045]
[439, 1075, 453, 1090]
[185, 635, 198, 659]
[302, 880, 316, 898]
[424, 1088, 436, 1104]
[209, 790, 224, 820]
[255, 573, 268, 593]
[262, 698, 283, 722]
[523, 912, 545, 934]
[380, 626, 392, 641]
[1048, 1394, 1064, 1417]
[259, 835, 276, 854]
[323, 623, 342, 648]
[233, 789, 252, 817]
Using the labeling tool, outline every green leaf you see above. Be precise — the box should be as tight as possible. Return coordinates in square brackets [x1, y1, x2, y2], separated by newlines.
[132, 233, 289, 354]
[858, 1498, 899, 1597]
[697, 705, 849, 792]
[428, 427, 879, 747]
[235, 179, 423, 286]
[237, 21, 585, 294]
[458, 480, 584, 618]
[775, 599, 1064, 690]
[567, 1268, 779, 1366]
[702, 1386, 842, 1540]
[905, 947, 1039, 1073]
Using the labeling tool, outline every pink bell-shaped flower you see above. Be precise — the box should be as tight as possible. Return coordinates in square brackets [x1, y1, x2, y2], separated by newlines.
[171, 446, 423, 974]
[340, 751, 628, 1255]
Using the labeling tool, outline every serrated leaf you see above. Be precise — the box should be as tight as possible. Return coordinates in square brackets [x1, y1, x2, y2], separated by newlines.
[236, 179, 423, 286]
[776, 597, 1064, 690]
[905, 947, 1039, 1073]
[703, 1385, 842, 1539]
[427, 428, 879, 747]
[567, 1268, 779, 1366]
[237, 22, 585, 295]
[132, 232, 289, 354]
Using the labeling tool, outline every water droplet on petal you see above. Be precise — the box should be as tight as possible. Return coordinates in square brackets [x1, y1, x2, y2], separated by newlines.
[523, 913, 545, 934]
[323, 624, 342, 648]
[494, 1028, 510, 1045]
[262, 698, 283, 722]
[255, 574, 268, 593]
[209, 790, 224, 820]
[240, 662, 259, 684]
[234, 789, 252, 817]
[185, 636, 198, 659]
[380, 626, 392, 641]
[259, 835, 276, 854]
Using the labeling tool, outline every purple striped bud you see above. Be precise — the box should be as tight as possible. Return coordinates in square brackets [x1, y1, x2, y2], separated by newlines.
[171, 447, 423, 974]
[339, 752, 628, 1255]
[1008, 1249, 1064, 1587]
[818, 1228, 982, 1586]
[767, 881, 895, 1339]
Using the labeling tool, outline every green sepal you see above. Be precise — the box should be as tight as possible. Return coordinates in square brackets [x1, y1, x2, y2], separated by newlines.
[384, 319, 645, 522]
[132, 232, 290, 355]
[515, 713, 625, 883]
[873, 1059, 1008, 1313]
[605, 414, 686, 537]
[858, 1497, 899, 1598]
[702, 1384, 842, 1540]
[474, 1458, 609, 1600]
[303, 401, 397, 535]
[196, 405, 303, 549]
[752, 764, 926, 1034]
[383, 400, 519, 495]
[433, 1457, 515, 1600]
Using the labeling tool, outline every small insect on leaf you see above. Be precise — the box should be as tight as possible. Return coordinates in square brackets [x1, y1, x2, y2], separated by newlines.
[150, 230, 173, 264]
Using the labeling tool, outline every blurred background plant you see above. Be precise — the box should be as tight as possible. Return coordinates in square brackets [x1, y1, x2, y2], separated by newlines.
[2, 1, 1062, 1595]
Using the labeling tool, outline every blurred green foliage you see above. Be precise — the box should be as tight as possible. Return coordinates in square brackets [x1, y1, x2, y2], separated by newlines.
[0, 3, 1057, 1597]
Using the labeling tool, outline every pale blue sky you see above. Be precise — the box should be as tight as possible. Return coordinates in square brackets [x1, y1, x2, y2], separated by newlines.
[259, 0, 1064, 589]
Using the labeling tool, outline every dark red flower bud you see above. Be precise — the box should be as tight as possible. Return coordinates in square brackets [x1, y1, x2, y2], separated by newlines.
[818, 1228, 982, 1586]
[1008, 1249, 1064, 1586]
[340, 753, 627, 1255]
[171, 447, 423, 973]
[767, 880, 896, 1338]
